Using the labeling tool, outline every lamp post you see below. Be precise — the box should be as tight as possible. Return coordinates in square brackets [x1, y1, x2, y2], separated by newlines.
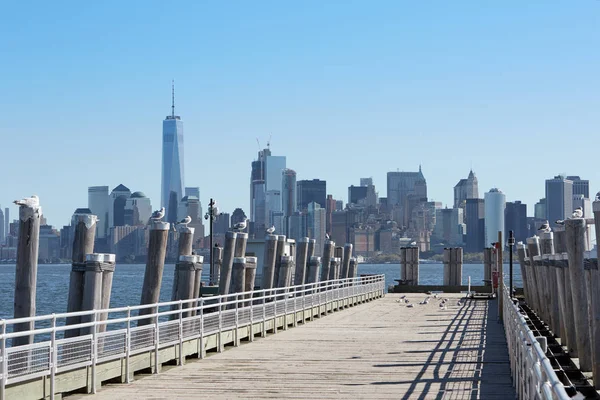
[204, 198, 219, 285]
[508, 230, 515, 299]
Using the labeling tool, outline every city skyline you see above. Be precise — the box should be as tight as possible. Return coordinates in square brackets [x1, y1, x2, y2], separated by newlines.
[1, 1, 599, 227]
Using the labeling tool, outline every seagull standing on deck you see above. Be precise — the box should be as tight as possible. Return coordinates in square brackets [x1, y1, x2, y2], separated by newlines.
[150, 207, 165, 221]
[538, 221, 551, 233]
[572, 207, 583, 218]
[233, 218, 248, 231]
[14, 195, 39, 207]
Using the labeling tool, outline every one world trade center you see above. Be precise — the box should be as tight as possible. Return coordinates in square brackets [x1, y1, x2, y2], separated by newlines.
[161, 82, 185, 223]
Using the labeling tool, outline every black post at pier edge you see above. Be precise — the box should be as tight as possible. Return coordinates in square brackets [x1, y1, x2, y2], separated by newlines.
[508, 230, 515, 299]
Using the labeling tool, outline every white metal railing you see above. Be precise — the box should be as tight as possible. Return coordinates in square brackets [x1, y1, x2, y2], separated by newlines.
[0, 274, 385, 400]
[502, 281, 570, 400]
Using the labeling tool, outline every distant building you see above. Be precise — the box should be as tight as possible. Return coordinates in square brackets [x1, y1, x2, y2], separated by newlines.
[286, 211, 307, 242]
[306, 202, 326, 256]
[39, 225, 60, 261]
[4, 208, 8, 244]
[179, 195, 205, 246]
[465, 198, 485, 253]
[386, 166, 427, 226]
[433, 207, 464, 246]
[484, 188, 506, 248]
[213, 212, 230, 236]
[567, 176, 589, 199]
[325, 195, 337, 234]
[453, 169, 479, 208]
[281, 169, 297, 217]
[109, 184, 131, 228]
[0, 206, 4, 244]
[88, 186, 110, 238]
[185, 187, 200, 199]
[265, 190, 283, 233]
[109, 225, 147, 260]
[505, 201, 528, 244]
[124, 191, 152, 226]
[534, 198, 546, 220]
[545, 175, 573, 227]
[250, 148, 268, 236]
[231, 208, 247, 231]
[161, 83, 185, 223]
[297, 179, 327, 211]
[335, 200, 344, 211]
[348, 185, 368, 205]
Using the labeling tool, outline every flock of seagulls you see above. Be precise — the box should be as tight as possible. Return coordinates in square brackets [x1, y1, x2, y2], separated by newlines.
[539, 206, 585, 233]
[395, 294, 464, 311]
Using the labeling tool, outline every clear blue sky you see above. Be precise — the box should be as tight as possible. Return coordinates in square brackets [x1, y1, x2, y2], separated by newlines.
[1, 1, 598, 227]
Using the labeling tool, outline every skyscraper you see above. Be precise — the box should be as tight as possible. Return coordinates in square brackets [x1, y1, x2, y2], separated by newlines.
[185, 187, 200, 199]
[297, 179, 327, 211]
[109, 184, 131, 227]
[545, 175, 573, 227]
[386, 166, 427, 208]
[567, 176, 589, 198]
[505, 201, 528, 244]
[307, 202, 326, 256]
[161, 82, 185, 223]
[281, 169, 297, 217]
[4, 207, 9, 243]
[250, 148, 268, 235]
[465, 198, 485, 253]
[0, 206, 4, 244]
[453, 170, 479, 208]
[484, 188, 506, 247]
[88, 186, 110, 238]
[124, 192, 152, 226]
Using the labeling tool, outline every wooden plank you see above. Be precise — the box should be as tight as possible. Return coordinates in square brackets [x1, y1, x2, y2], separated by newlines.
[81, 293, 514, 399]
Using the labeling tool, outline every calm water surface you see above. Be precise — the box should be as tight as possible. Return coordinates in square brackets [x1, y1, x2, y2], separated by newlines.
[0, 263, 521, 319]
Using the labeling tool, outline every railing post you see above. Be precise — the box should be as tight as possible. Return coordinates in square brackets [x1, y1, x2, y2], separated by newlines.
[283, 287, 288, 331]
[0, 321, 5, 400]
[249, 292, 254, 343]
[235, 294, 240, 346]
[218, 297, 223, 352]
[261, 291, 266, 337]
[125, 307, 131, 383]
[154, 307, 160, 373]
[293, 286, 298, 327]
[50, 314, 56, 400]
[199, 298, 205, 359]
[91, 311, 97, 394]
[178, 300, 183, 366]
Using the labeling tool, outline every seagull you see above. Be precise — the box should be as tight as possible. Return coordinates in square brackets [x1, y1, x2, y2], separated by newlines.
[410, 241, 417, 246]
[325, 233, 330, 240]
[233, 218, 248, 231]
[538, 221, 551, 233]
[595, 191, 600, 202]
[407, 303, 414, 308]
[404, 298, 410, 303]
[572, 207, 583, 218]
[150, 207, 165, 220]
[266, 226, 276, 234]
[178, 216, 192, 226]
[13, 195, 39, 207]
[400, 295, 406, 299]
[457, 301, 463, 307]
[214, 243, 220, 248]
[555, 220, 565, 226]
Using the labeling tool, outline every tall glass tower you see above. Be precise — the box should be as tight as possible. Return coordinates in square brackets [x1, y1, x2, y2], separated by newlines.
[161, 82, 185, 223]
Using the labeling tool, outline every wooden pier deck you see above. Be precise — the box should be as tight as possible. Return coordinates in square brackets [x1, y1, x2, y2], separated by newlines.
[72, 293, 515, 399]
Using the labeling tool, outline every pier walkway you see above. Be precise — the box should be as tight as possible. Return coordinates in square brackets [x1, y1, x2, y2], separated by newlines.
[78, 293, 514, 400]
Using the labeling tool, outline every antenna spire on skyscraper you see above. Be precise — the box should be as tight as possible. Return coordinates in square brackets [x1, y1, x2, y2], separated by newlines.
[171, 80, 175, 118]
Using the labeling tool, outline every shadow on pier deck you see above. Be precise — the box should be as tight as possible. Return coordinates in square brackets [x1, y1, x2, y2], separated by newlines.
[73, 293, 513, 399]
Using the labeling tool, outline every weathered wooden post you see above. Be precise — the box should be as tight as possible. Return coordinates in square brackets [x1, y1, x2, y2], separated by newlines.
[516, 243, 529, 304]
[554, 228, 577, 357]
[278, 255, 294, 289]
[191, 256, 204, 316]
[443, 248, 451, 286]
[261, 235, 278, 290]
[554, 227, 567, 253]
[484, 247, 493, 288]
[454, 248, 463, 286]
[234, 232, 248, 257]
[81, 254, 116, 335]
[307, 239, 316, 259]
[320, 240, 334, 282]
[565, 218, 593, 372]
[244, 256, 257, 305]
[307, 256, 321, 286]
[231, 257, 247, 294]
[329, 257, 341, 283]
[408, 247, 419, 285]
[348, 257, 358, 280]
[526, 236, 542, 316]
[138, 219, 170, 326]
[400, 247, 408, 282]
[293, 237, 309, 286]
[341, 243, 353, 281]
[171, 226, 195, 307]
[98, 255, 116, 333]
[539, 232, 558, 332]
[550, 253, 572, 352]
[175, 255, 201, 318]
[12, 199, 42, 347]
[332, 247, 343, 280]
[273, 235, 286, 288]
[211, 245, 223, 286]
[65, 212, 97, 338]
[218, 231, 237, 296]
[590, 201, 600, 387]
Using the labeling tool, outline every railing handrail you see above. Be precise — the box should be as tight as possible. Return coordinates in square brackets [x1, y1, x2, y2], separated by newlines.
[502, 280, 570, 400]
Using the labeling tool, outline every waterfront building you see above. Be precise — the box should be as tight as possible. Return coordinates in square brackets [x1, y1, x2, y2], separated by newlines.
[109, 184, 131, 228]
[124, 192, 152, 226]
[39, 224, 60, 261]
[0, 206, 4, 244]
[325, 195, 336, 234]
[545, 175, 573, 228]
[335, 200, 344, 211]
[282, 169, 297, 218]
[307, 202, 326, 256]
[4, 208, 8, 245]
[286, 211, 307, 242]
[213, 212, 230, 236]
[534, 198, 546, 220]
[250, 148, 268, 236]
[348, 185, 368, 206]
[161, 82, 185, 223]
[505, 201, 528, 244]
[453, 170, 479, 209]
[567, 176, 589, 199]
[484, 188, 506, 248]
[386, 166, 427, 227]
[297, 179, 326, 211]
[465, 198, 485, 253]
[433, 207, 465, 246]
[88, 186, 110, 238]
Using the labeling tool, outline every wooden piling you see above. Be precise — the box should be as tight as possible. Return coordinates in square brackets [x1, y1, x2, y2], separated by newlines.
[273, 235, 286, 289]
[407, 247, 419, 285]
[81, 254, 115, 335]
[231, 257, 247, 294]
[293, 238, 309, 286]
[321, 240, 334, 282]
[554, 227, 567, 253]
[211, 245, 223, 286]
[138, 220, 170, 326]
[483, 248, 493, 287]
[65, 213, 97, 338]
[329, 257, 341, 282]
[497, 231, 504, 320]
[171, 227, 195, 308]
[551, 253, 573, 354]
[261, 235, 278, 290]
[244, 256, 257, 305]
[348, 257, 358, 280]
[443, 248, 451, 286]
[191, 256, 204, 316]
[277, 255, 294, 289]
[341, 243, 353, 280]
[565, 218, 593, 371]
[234, 232, 248, 257]
[175, 255, 201, 318]
[539, 232, 558, 333]
[307, 256, 321, 285]
[218, 231, 237, 296]
[98, 255, 116, 333]
[516, 243, 529, 304]
[526, 236, 542, 317]
[590, 201, 600, 387]
[12, 201, 42, 347]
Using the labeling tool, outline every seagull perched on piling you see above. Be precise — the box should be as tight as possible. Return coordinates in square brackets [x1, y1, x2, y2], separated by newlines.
[233, 218, 248, 231]
[266, 226, 276, 234]
[595, 191, 600, 202]
[538, 221, 551, 233]
[555, 220, 565, 226]
[178, 215, 192, 227]
[572, 207, 583, 218]
[150, 207, 165, 221]
[325, 233, 330, 240]
[14, 195, 39, 207]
